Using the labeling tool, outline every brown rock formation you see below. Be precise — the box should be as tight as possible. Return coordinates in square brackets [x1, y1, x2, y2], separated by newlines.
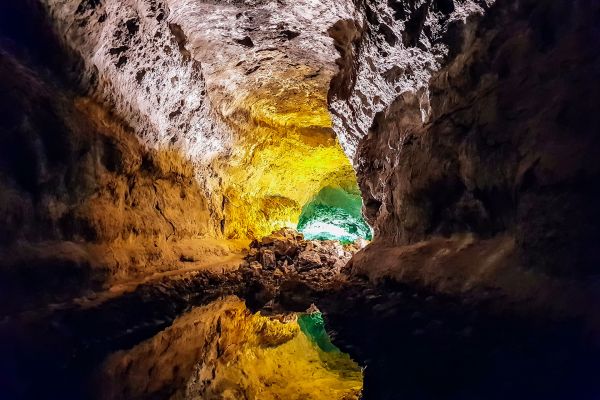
[1, 1, 600, 399]
[0, 6, 238, 309]
[328, 0, 600, 313]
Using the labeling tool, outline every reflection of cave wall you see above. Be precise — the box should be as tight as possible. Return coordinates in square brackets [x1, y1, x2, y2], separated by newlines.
[99, 297, 362, 400]
[330, 0, 600, 285]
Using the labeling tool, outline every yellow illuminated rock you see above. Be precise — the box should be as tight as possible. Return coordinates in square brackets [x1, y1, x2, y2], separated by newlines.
[196, 304, 363, 400]
[217, 75, 358, 239]
[42, 0, 361, 241]
[100, 297, 363, 400]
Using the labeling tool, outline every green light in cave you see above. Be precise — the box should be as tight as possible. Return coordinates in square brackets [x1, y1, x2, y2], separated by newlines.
[297, 185, 372, 243]
[298, 311, 339, 353]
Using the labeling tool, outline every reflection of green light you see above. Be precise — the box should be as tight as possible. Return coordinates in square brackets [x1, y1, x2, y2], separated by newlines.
[297, 185, 372, 244]
[298, 311, 339, 353]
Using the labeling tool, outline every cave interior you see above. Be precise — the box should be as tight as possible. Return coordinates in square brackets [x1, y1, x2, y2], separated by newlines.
[1, 0, 600, 399]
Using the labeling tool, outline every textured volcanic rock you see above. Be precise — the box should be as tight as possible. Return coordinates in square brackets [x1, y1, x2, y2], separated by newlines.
[328, 0, 600, 311]
[0, 0, 366, 306]
[0, 3, 245, 310]
[41, 0, 363, 238]
[329, 0, 493, 157]
[241, 228, 361, 310]
[0, 50, 225, 308]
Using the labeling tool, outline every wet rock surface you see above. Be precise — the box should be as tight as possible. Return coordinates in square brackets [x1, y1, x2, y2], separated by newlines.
[240, 229, 360, 310]
[246, 229, 358, 275]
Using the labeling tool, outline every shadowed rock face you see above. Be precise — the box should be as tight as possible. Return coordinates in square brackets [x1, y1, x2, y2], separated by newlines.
[0, 1, 247, 310]
[329, 0, 600, 285]
[0, 46, 221, 310]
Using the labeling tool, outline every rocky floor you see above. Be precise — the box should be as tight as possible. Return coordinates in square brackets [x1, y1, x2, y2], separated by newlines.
[1, 230, 599, 399]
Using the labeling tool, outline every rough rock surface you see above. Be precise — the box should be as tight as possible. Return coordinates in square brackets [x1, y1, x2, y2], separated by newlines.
[329, 0, 493, 157]
[2, 1, 600, 398]
[41, 0, 361, 238]
[0, 3, 243, 309]
[241, 228, 361, 310]
[329, 0, 600, 292]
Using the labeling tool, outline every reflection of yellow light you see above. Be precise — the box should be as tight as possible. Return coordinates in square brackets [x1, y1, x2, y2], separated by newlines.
[218, 74, 358, 239]
[202, 298, 363, 399]
[101, 297, 363, 399]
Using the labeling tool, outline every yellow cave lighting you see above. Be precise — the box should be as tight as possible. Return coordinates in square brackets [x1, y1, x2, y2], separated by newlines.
[218, 76, 361, 240]
[198, 298, 364, 400]
[100, 297, 363, 399]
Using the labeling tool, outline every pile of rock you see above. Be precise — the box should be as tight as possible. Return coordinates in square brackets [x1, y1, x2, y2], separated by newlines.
[244, 228, 359, 274]
[239, 228, 364, 310]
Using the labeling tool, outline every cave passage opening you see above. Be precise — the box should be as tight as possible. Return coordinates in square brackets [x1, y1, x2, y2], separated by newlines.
[297, 184, 373, 244]
[223, 85, 373, 242]
[211, 38, 373, 243]
[221, 111, 373, 243]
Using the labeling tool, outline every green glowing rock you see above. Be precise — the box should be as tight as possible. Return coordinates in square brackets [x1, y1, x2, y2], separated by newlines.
[297, 185, 372, 243]
[298, 311, 339, 353]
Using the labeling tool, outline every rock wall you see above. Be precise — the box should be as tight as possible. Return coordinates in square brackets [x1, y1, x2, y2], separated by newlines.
[41, 0, 363, 239]
[329, 0, 492, 157]
[330, 0, 600, 285]
[0, 1, 242, 308]
[3, 0, 599, 311]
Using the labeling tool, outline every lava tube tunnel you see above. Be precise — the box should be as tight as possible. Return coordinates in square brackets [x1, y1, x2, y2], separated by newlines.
[1, 0, 600, 399]
[212, 66, 372, 242]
